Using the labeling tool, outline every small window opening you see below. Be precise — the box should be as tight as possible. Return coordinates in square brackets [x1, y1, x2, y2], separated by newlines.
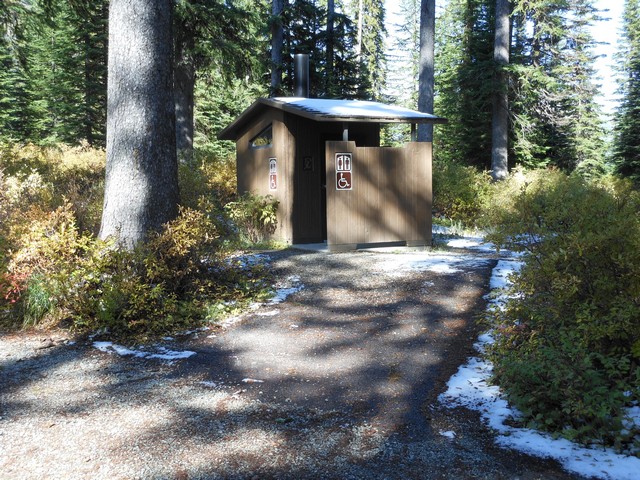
[250, 124, 273, 148]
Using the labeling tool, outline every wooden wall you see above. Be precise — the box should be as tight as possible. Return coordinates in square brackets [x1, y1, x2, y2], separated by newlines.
[325, 141, 432, 250]
[235, 106, 431, 248]
[235, 108, 295, 243]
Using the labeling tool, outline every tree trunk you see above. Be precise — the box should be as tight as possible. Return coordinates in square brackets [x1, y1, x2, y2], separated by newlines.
[100, 0, 179, 249]
[491, 0, 510, 181]
[174, 39, 195, 164]
[270, 0, 284, 96]
[417, 0, 435, 142]
[326, 0, 335, 96]
[357, 0, 363, 62]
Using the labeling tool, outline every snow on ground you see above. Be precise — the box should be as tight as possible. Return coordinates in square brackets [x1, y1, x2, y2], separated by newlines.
[93, 342, 196, 361]
[439, 250, 640, 480]
[267, 275, 304, 304]
[378, 252, 491, 275]
[91, 262, 303, 358]
[88, 235, 640, 480]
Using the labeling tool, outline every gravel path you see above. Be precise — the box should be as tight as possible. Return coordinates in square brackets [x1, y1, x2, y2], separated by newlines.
[0, 247, 585, 479]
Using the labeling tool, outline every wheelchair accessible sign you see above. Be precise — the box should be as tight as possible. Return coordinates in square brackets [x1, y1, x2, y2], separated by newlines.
[335, 152, 352, 191]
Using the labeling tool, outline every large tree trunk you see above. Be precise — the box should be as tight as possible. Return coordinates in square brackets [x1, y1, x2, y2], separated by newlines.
[491, 0, 510, 181]
[100, 0, 179, 249]
[174, 40, 195, 164]
[326, 0, 335, 95]
[417, 0, 435, 142]
[270, 0, 284, 96]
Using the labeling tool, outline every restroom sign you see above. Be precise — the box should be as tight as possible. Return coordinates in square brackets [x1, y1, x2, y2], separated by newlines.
[269, 158, 277, 190]
[335, 152, 352, 191]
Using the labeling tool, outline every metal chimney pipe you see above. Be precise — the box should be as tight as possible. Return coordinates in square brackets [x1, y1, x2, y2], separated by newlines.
[294, 53, 309, 98]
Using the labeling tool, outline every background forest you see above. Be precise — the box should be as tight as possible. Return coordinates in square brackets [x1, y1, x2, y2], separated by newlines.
[1, 0, 639, 456]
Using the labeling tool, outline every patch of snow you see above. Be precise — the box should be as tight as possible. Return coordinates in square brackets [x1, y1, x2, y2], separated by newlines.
[199, 381, 222, 389]
[379, 253, 491, 276]
[274, 97, 442, 121]
[440, 256, 640, 480]
[256, 309, 279, 317]
[93, 341, 196, 361]
[432, 224, 451, 235]
[447, 237, 497, 253]
[268, 275, 304, 304]
[439, 430, 456, 439]
[242, 378, 264, 384]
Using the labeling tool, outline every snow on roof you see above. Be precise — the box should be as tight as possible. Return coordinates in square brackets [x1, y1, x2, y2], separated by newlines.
[272, 97, 445, 122]
[217, 96, 446, 140]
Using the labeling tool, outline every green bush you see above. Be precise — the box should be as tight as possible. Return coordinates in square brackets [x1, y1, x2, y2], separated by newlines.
[485, 169, 640, 452]
[224, 193, 279, 244]
[0, 201, 272, 339]
[178, 152, 238, 212]
[0, 143, 274, 339]
[432, 159, 491, 227]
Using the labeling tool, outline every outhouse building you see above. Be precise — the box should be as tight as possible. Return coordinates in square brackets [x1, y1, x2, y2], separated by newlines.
[218, 96, 446, 251]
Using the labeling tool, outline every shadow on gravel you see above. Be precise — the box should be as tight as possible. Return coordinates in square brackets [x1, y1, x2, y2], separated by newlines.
[0, 250, 584, 479]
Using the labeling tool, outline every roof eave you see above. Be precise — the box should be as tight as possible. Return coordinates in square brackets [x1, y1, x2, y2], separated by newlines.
[217, 97, 448, 140]
[217, 98, 271, 140]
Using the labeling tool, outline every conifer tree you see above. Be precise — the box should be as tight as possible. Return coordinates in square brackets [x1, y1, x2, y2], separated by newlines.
[491, 0, 510, 180]
[418, 0, 435, 142]
[510, 0, 604, 171]
[434, 0, 494, 168]
[22, 0, 108, 146]
[0, 30, 32, 141]
[349, 0, 386, 99]
[614, 0, 640, 182]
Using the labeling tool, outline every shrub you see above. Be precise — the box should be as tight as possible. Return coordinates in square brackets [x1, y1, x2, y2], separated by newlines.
[432, 159, 492, 227]
[0, 143, 273, 339]
[2, 203, 97, 328]
[0, 143, 105, 245]
[178, 153, 237, 211]
[224, 193, 279, 244]
[485, 169, 640, 452]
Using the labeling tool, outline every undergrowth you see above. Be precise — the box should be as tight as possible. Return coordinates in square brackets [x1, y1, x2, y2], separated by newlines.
[0, 143, 279, 340]
[483, 169, 640, 455]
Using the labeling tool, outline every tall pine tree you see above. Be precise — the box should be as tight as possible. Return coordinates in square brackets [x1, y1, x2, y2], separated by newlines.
[349, 0, 386, 99]
[510, 0, 605, 171]
[614, 0, 640, 181]
[434, 0, 494, 168]
[22, 0, 108, 146]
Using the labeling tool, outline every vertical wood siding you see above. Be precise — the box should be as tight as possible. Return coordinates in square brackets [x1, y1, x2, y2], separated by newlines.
[325, 141, 432, 249]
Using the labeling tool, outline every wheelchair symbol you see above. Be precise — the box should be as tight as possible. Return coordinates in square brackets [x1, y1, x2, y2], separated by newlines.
[336, 172, 352, 190]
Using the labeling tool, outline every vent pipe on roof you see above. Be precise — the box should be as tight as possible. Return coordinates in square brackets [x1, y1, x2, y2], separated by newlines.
[294, 53, 309, 98]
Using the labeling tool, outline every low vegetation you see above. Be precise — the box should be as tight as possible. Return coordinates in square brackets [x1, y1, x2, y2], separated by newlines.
[433, 161, 639, 454]
[0, 143, 279, 340]
[483, 170, 640, 454]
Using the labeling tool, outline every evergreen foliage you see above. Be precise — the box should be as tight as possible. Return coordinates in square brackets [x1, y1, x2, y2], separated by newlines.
[434, 0, 494, 168]
[347, 0, 387, 99]
[276, 0, 365, 98]
[614, 0, 640, 183]
[0, 35, 32, 141]
[510, 0, 605, 173]
[430, 0, 606, 173]
[21, 0, 108, 146]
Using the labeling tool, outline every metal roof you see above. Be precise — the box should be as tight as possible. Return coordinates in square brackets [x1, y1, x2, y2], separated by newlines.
[217, 97, 447, 140]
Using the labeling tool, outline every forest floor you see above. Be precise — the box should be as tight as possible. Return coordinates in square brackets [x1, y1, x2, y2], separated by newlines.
[0, 246, 586, 479]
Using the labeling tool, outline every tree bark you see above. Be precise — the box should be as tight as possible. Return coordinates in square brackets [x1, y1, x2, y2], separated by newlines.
[270, 0, 284, 96]
[100, 0, 179, 249]
[491, 0, 510, 181]
[326, 0, 335, 95]
[174, 38, 195, 164]
[417, 0, 435, 142]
